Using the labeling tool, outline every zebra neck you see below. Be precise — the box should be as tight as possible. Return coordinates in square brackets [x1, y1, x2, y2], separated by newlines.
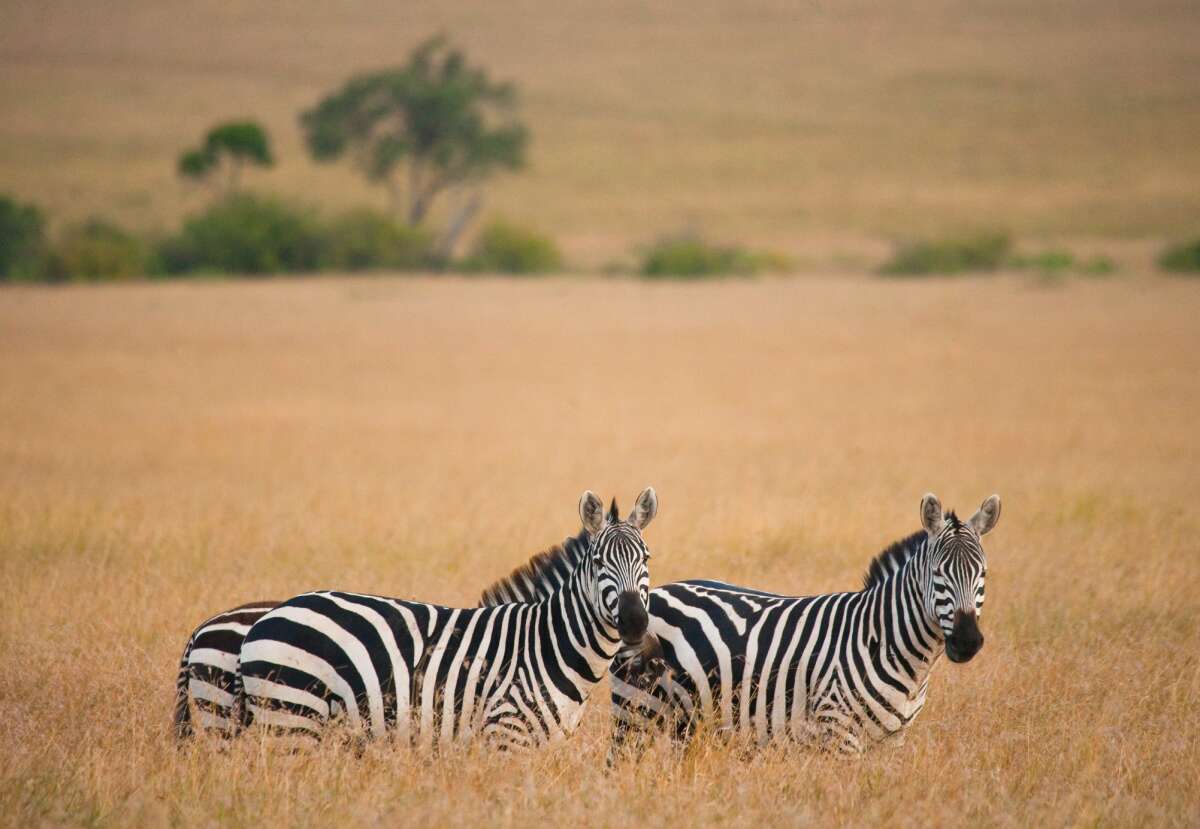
[868, 555, 945, 691]
[543, 563, 623, 683]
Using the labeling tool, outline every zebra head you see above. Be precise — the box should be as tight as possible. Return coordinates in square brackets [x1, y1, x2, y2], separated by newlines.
[919, 492, 1002, 664]
[578, 487, 656, 645]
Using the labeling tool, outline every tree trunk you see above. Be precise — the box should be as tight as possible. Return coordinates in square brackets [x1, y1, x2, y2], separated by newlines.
[388, 175, 405, 216]
[227, 157, 241, 195]
[438, 190, 483, 259]
[407, 162, 426, 226]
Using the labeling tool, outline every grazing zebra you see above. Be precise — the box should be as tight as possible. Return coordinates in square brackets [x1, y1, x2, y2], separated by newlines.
[171, 526, 598, 739]
[607, 493, 1001, 756]
[235, 488, 658, 748]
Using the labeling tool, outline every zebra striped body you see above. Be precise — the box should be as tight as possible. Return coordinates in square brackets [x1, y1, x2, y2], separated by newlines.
[236, 489, 657, 748]
[172, 601, 278, 738]
[609, 493, 1000, 755]
[170, 530, 596, 740]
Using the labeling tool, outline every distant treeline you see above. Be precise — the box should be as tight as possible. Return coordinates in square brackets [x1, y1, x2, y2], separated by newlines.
[5, 191, 1200, 282]
[0, 192, 564, 280]
[1, 34, 1196, 283]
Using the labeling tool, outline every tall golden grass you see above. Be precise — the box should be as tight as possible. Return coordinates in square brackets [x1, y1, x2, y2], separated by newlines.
[4, 0, 1200, 258]
[1, 273, 1198, 826]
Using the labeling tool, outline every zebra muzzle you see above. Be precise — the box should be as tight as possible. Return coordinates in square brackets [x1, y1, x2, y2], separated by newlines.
[946, 609, 984, 663]
[616, 590, 649, 643]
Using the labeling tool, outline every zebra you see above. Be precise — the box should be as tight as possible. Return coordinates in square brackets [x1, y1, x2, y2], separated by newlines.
[606, 492, 1001, 756]
[171, 521, 607, 739]
[233, 488, 657, 748]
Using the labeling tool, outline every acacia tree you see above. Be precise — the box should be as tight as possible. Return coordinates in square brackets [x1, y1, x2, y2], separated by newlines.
[178, 121, 274, 195]
[300, 37, 528, 253]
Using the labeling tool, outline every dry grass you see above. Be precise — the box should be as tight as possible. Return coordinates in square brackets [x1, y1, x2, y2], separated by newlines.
[3, 0, 1200, 260]
[1, 271, 1198, 826]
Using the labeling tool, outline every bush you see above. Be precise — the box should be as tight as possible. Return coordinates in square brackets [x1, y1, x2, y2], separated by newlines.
[880, 232, 1012, 275]
[322, 208, 434, 271]
[639, 235, 791, 279]
[157, 193, 325, 275]
[1010, 249, 1075, 273]
[0, 194, 47, 280]
[460, 220, 563, 274]
[46, 219, 146, 281]
[1078, 255, 1117, 277]
[1157, 238, 1200, 273]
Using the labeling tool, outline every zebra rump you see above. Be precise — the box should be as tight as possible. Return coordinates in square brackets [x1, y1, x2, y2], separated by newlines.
[172, 601, 279, 738]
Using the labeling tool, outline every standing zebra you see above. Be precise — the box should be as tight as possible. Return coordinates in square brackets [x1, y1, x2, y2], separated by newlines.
[608, 492, 1001, 756]
[235, 488, 658, 748]
[171, 525, 596, 739]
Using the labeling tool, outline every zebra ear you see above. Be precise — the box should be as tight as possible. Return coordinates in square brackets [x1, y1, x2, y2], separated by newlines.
[920, 493, 945, 536]
[579, 491, 606, 534]
[627, 487, 658, 530]
[969, 494, 1001, 536]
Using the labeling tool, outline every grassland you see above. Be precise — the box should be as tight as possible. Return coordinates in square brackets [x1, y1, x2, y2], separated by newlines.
[3, 0, 1200, 262]
[1, 271, 1198, 826]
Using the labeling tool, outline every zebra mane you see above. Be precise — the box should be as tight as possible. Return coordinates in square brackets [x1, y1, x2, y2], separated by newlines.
[479, 528, 591, 606]
[861, 520, 941, 590]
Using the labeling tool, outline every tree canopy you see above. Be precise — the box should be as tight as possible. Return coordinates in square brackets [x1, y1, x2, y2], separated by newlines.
[177, 120, 274, 193]
[300, 37, 528, 248]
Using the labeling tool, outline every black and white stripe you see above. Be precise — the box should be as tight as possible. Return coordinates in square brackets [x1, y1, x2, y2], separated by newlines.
[235, 489, 658, 748]
[608, 493, 1001, 755]
[172, 601, 279, 738]
[171, 531, 594, 740]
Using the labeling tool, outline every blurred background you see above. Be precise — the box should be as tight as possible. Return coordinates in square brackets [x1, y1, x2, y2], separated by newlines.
[3, 0, 1200, 276]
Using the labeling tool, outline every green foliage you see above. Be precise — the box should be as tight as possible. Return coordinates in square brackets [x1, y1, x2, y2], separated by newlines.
[301, 37, 527, 227]
[157, 194, 324, 275]
[1157, 238, 1200, 273]
[639, 235, 791, 279]
[177, 149, 213, 179]
[322, 208, 435, 271]
[204, 122, 273, 166]
[1008, 249, 1118, 279]
[880, 232, 1012, 275]
[0, 194, 47, 280]
[460, 220, 563, 274]
[1010, 249, 1075, 272]
[1078, 255, 1117, 276]
[47, 220, 146, 281]
[177, 120, 273, 189]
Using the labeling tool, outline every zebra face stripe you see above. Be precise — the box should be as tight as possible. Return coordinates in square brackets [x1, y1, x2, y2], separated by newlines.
[589, 524, 651, 642]
[928, 530, 988, 662]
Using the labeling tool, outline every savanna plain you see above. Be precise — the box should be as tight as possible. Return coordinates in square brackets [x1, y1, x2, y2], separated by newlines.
[1, 272, 1197, 826]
